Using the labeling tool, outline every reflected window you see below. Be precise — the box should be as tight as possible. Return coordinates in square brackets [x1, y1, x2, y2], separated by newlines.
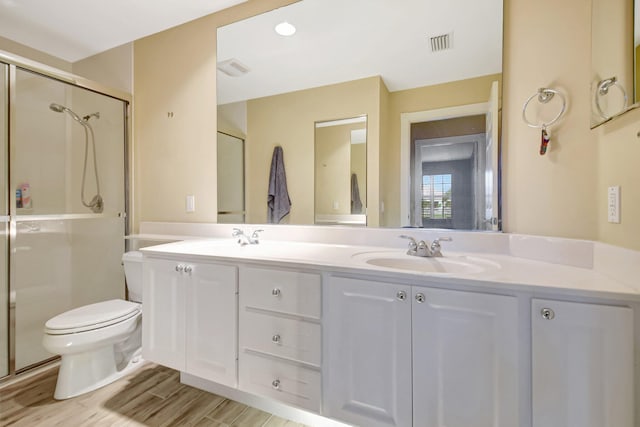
[422, 174, 452, 221]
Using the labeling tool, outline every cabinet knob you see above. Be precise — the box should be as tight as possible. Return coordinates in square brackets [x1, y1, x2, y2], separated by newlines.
[175, 264, 184, 273]
[183, 265, 192, 274]
[415, 293, 425, 303]
[272, 288, 281, 297]
[396, 290, 407, 301]
[272, 334, 281, 344]
[541, 308, 555, 320]
[272, 379, 281, 390]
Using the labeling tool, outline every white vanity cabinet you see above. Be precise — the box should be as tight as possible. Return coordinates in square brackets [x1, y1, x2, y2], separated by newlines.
[324, 276, 519, 427]
[531, 299, 634, 427]
[324, 277, 412, 427]
[142, 256, 238, 387]
[412, 287, 519, 426]
[238, 266, 322, 412]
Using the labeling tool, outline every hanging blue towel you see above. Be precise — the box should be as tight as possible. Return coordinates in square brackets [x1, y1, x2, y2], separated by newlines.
[267, 146, 291, 223]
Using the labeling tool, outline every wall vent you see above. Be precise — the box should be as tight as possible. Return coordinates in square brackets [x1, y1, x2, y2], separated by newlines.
[217, 58, 250, 77]
[429, 33, 452, 52]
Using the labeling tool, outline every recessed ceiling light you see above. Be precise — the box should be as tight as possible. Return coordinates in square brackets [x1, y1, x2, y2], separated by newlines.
[275, 22, 296, 37]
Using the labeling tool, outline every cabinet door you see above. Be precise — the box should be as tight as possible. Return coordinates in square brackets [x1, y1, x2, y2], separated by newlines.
[185, 263, 238, 387]
[324, 277, 412, 427]
[412, 288, 519, 427]
[142, 258, 186, 370]
[532, 299, 634, 427]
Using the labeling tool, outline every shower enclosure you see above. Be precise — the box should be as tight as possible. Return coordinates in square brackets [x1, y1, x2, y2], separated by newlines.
[0, 54, 129, 377]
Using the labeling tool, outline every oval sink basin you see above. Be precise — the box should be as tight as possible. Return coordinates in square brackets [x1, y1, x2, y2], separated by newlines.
[352, 251, 499, 275]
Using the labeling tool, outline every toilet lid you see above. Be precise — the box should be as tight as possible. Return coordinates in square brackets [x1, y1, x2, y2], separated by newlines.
[45, 299, 141, 335]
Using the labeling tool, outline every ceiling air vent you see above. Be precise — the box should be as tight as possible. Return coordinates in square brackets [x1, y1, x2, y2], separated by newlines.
[429, 33, 452, 52]
[217, 58, 250, 77]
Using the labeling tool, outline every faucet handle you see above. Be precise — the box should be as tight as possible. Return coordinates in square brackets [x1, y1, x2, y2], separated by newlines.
[250, 229, 264, 244]
[399, 235, 418, 255]
[232, 227, 243, 237]
[430, 237, 452, 256]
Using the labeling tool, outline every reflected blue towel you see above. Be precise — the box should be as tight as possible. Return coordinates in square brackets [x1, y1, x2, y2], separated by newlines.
[351, 173, 362, 214]
[267, 146, 291, 223]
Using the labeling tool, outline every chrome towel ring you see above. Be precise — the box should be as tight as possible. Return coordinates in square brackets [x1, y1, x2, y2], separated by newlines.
[594, 76, 627, 120]
[522, 87, 567, 129]
[522, 88, 566, 155]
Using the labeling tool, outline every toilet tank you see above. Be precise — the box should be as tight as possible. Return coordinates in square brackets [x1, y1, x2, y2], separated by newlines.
[122, 251, 143, 303]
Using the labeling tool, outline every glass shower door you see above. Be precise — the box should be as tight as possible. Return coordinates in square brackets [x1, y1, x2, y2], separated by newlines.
[217, 132, 245, 223]
[11, 67, 127, 371]
[0, 63, 8, 378]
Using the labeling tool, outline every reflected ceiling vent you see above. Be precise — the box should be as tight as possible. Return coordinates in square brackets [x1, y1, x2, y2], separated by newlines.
[429, 33, 452, 52]
[217, 58, 250, 77]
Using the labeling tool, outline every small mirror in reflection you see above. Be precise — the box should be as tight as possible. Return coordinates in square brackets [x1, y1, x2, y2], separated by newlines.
[315, 116, 367, 226]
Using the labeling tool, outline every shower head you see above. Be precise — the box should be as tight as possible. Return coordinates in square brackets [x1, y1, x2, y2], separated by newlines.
[49, 103, 84, 124]
[49, 103, 65, 113]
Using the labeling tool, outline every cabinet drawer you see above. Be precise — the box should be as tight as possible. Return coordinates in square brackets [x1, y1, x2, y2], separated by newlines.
[239, 352, 321, 412]
[240, 310, 321, 367]
[240, 267, 321, 319]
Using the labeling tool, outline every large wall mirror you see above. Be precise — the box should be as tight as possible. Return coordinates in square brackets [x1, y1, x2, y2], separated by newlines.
[590, 0, 635, 127]
[217, 0, 503, 229]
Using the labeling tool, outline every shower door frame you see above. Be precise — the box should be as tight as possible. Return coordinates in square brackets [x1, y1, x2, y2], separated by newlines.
[0, 49, 132, 380]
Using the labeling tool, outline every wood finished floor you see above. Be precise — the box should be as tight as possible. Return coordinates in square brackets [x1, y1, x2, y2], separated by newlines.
[0, 362, 308, 427]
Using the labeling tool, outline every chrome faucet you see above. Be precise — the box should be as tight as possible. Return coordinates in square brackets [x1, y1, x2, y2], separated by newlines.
[232, 228, 263, 246]
[399, 235, 452, 257]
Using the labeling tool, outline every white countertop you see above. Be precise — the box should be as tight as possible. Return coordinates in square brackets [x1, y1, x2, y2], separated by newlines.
[141, 238, 640, 301]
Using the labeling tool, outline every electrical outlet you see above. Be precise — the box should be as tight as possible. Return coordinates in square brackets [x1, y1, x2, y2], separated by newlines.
[607, 186, 620, 223]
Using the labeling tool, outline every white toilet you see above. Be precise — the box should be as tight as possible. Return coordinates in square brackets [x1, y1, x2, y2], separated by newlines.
[42, 251, 144, 400]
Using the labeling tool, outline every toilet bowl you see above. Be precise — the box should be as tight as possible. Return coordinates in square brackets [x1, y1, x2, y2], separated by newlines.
[42, 251, 144, 400]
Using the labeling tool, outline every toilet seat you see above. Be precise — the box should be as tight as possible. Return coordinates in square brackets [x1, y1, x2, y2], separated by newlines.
[45, 299, 141, 335]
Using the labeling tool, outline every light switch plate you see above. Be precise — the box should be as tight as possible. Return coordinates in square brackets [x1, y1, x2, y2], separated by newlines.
[186, 195, 195, 213]
[607, 186, 620, 223]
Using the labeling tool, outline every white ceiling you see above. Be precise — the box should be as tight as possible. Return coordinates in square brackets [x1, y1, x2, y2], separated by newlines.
[217, 0, 503, 105]
[0, 0, 502, 103]
[0, 0, 247, 62]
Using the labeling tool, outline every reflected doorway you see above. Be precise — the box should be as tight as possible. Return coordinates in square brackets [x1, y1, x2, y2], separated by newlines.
[411, 116, 486, 229]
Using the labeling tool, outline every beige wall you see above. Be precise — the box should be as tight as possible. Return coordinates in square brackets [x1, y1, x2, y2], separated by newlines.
[132, 0, 296, 232]
[0, 35, 71, 72]
[245, 77, 382, 225]
[502, 0, 597, 241]
[73, 43, 133, 94]
[503, 0, 638, 251]
[595, 107, 640, 249]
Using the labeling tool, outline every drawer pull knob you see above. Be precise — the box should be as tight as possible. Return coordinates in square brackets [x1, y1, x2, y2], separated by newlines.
[272, 334, 281, 344]
[272, 288, 281, 297]
[175, 264, 184, 273]
[541, 308, 555, 320]
[184, 265, 192, 274]
[272, 379, 281, 390]
[415, 293, 425, 303]
[396, 290, 407, 301]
